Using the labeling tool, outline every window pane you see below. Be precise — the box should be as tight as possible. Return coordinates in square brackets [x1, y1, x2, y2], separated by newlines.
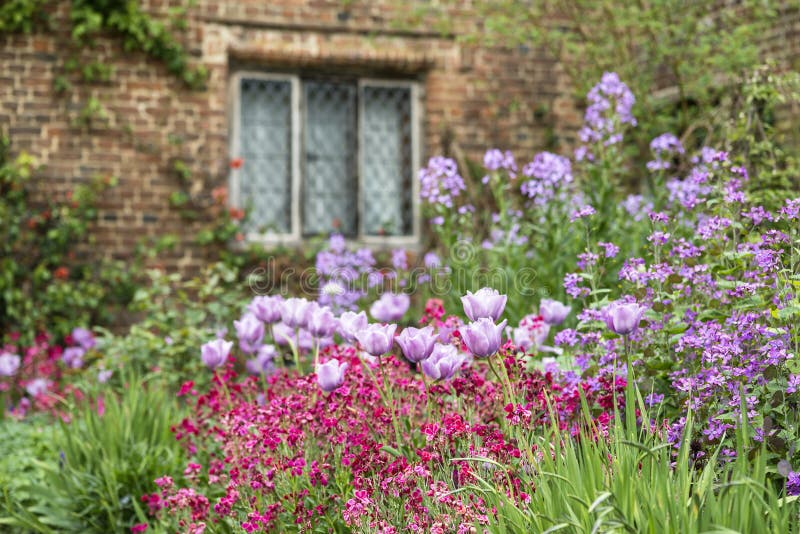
[239, 78, 292, 234]
[302, 81, 358, 237]
[361, 85, 413, 236]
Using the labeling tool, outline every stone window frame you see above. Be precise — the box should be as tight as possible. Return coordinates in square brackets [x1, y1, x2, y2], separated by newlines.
[228, 70, 423, 249]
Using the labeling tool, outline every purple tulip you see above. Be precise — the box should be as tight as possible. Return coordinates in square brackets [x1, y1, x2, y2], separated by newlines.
[234, 313, 265, 354]
[280, 297, 313, 328]
[307, 305, 338, 338]
[369, 293, 410, 322]
[395, 326, 438, 363]
[461, 318, 507, 358]
[71, 327, 96, 350]
[338, 311, 368, 343]
[97, 369, 113, 383]
[272, 322, 294, 347]
[421, 344, 467, 380]
[539, 299, 571, 325]
[355, 323, 397, 356]
[248, 295, 284, 323]
[246, 344, 277, 375]
[25, 378, 50, 397]
[316, 359, 349, 392]
[201, 338, 233, 369]
[461, 288, 507, 322]
[0, 352, 21, 377]
[604, 301, 646, 335]
[62, 346, 85, 369]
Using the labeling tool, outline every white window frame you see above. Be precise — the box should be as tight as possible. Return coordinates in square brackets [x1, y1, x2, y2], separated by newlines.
[228, 71, 422, 248]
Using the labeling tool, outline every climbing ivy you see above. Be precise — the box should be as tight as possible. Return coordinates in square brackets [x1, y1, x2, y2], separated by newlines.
[0, 0, 206, 89]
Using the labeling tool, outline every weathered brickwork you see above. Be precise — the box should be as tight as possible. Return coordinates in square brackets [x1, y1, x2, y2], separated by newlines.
[1, 1, 797, 272]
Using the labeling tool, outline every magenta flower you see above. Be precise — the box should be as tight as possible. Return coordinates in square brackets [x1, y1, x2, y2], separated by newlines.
[461, 318, 507, 358]
[71, 327, 96, 350]
[604, 301, 646, 335]
[338, 311, 368, 343]
[355, 323, 397, 356]
[280, 297, 313, 328]
[201, 338, 233, 369]
[248, 295, 284, 323]
[316, 359, 348, 392]
[421, 344, 467, 380]
[234, 313, 265, 354]
[369, 293, 409, 322]
[396, 326, 438, 363]
[0, 352, 20, 376]
[539, 299, 571, 325]
[461, 288, 507, 322]
[307, 305, 338, 338]
[62, 346, 85, 369]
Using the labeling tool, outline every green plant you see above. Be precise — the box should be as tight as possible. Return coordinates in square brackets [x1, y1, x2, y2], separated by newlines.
[1, 374, 186, 533]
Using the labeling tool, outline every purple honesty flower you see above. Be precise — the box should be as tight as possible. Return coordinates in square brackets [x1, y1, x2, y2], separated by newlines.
[62, 346, 85, 369]
[338, 311, 368, 343]
[419, 156, 465, 207]
[355, 323, 397, 356]
[307, 305, 338, 338]
[25, 378, 50, 397]
[461, 288, 507, 322]
[71, 327, 96, 350]
[248, 295, 284, 323]
[97, 369, 113, 384]
[201, 338, 233, 369]
[424, 252, 441, 269]
[787, 374, 800, 394]
[604, 301, 645, 335]
[520, 152, 573, 205]
[647, 133, 684, 171]
[788, 471, 800, 496]
[369, 293, 409, 323]
[539, 298, 571, 325]
[234, 313, 265, 354]
[246, 345, 277, 375]
[421, 344, 467, 381]
[483, 149, 517, 177]
[396, 326, 438, 363]
[570, 205, 596, 222]
[280, 298, 313, 328]
[461, 318, 507, 358]
[391, 249, 408, 271]
[316, 359, 348, 393]
[0, 352, 21, 376]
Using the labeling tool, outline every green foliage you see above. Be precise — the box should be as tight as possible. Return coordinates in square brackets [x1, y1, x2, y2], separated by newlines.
[0, 136, 137, 343]
[0, 0, 47, 33]
[0, 375, 186, 533]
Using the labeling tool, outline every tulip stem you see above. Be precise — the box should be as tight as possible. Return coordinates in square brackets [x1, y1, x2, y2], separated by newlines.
[418, 363, 432, 420]
[378, 354, 403, 448]
[487, 356, 510, 406]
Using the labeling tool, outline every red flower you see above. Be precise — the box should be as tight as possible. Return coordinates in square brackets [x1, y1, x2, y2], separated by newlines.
[230, 157, 244, 169]
[54, 266, 69, 280]
[131, 524, 148, 533]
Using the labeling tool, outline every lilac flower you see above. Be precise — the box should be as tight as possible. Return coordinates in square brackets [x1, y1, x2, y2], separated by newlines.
[316, 359, 348, 393]
[419, 156, 465, 207]
[647, 133, 684, 171]
[520, 152, 573, 205]
[570, 205, 596, 222]
[307, 305, 338, 338]
[201, 338, 233, 369]
[234, 313, 265, 354]
[391, 249, 408, 271]
[461, 288, 507, 322]
[396, 326, 438, 363]
[280, 298, 313, 328]
[248, 295, 284, 323]
[787, 374, 800, 394]
[71, 327, 96, 350]
[421, 344, 467, 381]
[604, 301, 646, 336]
[788, 471, 800, 496]
[424, 252, 441, 269]
[483, 149, 517, 177]
[577, 72, 636, 158]
[369, 293, 409, 322]
[622, 194, 653, 222]
[461, 318, 507, 358]
[25, 378, 50, 397]
[0, 352, 21, 376]
[644, 393, 664, 406]
[62, 346, 85, 369]
[564, 273, 590, 298]
[355, 323, 397, 356]
[539, 299, 571, 325]
[598, 241, 620, 258]
[97, 369, 113, 383]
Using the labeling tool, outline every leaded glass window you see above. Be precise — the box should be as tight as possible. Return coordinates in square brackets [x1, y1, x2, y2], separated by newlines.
[231, 73, 418, 244]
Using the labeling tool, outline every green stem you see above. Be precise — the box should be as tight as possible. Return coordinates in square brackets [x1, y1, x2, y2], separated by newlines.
[378, 355, 403, 447]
